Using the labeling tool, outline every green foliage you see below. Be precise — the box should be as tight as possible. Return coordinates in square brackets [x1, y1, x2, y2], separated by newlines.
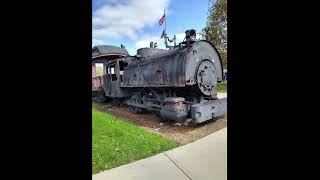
[216, 82, 227, 92]
[92, 108, 180, 174]
[95, 67, 103, 76]
[201, 0, 227, 68]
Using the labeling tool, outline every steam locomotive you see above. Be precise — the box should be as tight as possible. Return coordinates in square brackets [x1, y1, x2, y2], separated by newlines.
[92, 29, 227, 125]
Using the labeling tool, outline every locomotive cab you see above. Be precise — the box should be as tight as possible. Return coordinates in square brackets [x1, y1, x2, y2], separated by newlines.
[103, 58, 130, 99]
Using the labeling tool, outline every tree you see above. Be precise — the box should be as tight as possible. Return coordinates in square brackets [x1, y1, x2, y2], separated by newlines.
[201, 0, 227, 68]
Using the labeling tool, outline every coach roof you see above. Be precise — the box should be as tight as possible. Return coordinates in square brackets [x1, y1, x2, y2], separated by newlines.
[92, 45, 129, 58]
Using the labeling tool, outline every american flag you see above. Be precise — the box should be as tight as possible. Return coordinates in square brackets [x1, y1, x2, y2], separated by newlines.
[159, 14, 165, 26]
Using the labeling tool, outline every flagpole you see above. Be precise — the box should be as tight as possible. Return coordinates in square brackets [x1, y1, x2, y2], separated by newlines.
[164, 9, 166, 33]
[161, 9, 168, 49]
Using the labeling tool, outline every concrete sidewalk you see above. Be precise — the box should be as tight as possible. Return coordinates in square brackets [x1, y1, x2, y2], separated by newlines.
[217, 92, 227, 99]
[93, 127, 227, 180]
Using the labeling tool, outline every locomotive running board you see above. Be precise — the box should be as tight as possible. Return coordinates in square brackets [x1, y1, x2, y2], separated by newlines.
[191, 97, 227, 124]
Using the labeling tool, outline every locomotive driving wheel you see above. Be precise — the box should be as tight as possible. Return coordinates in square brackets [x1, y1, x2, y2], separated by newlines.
[129, 95, 143, 114]
[96, 90, 106, 103]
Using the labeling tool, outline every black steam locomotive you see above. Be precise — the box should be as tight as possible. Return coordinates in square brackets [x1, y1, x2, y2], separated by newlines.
[92, 29, 227, 125]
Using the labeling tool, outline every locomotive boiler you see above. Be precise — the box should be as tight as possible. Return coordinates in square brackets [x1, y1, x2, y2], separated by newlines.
[92, 29, 227, 125]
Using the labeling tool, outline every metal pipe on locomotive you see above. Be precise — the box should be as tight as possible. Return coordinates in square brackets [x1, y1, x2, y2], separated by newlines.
[92, 29, 227, 125]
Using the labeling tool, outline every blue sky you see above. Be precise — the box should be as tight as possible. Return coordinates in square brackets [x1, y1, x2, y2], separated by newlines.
[92, 0, 215, 55]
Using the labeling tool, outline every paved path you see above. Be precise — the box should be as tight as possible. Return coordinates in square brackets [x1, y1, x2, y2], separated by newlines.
[93, 128, 227, 180]
[217, 92, 227, 99]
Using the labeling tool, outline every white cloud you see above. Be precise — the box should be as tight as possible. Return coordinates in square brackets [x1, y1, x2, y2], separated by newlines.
[136, 36, 163, 49]
[92, 38, 107, 47]
[93, 0, 170, 40]
[175, 33, 186, 43]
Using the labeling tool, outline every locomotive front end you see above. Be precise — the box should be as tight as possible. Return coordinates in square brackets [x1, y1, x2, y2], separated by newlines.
[180, 30, 227, 124]
[183, 36, 224, 98]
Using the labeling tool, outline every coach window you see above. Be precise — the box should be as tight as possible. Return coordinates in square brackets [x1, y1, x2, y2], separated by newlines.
[95, 63, 103, 76]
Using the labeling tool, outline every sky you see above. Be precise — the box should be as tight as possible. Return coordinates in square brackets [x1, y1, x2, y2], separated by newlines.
[92, 0, 215, 55]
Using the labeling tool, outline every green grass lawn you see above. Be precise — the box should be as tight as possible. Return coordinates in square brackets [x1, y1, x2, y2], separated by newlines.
[92, 107, 180, 174]
[216, 82, 227, 92]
